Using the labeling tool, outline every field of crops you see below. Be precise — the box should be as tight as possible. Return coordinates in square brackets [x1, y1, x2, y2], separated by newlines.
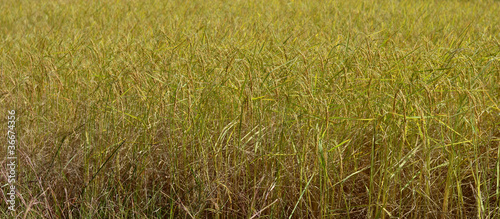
[1, 0, 499, 218]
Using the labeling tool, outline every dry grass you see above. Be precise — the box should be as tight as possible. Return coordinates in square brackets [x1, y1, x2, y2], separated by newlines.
[1, 0, 499, 218]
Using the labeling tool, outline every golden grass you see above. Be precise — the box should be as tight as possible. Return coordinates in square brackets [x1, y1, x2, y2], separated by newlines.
[1, 0, 499, 218]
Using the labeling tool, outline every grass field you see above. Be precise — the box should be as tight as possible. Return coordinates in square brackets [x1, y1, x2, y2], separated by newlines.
[1, 0, 499, 218]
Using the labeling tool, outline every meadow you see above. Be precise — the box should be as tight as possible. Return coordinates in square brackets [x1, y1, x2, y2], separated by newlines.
[1, 0, 499, 218]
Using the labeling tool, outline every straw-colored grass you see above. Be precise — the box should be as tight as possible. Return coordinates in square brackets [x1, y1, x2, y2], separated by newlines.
[1, 0, 499, 218]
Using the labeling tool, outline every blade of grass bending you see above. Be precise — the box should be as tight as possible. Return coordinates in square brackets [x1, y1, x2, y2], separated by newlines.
[80, 140, 126, 197]
[43, 123, 85, 180]
[328, 139, 350, 153]
[289, 174, 315, 219]
[43, 134, 68, 180]
[332, 166, 369, 187]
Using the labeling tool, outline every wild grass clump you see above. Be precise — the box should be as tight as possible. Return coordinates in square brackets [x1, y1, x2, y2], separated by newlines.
[1, 0, 499, 218]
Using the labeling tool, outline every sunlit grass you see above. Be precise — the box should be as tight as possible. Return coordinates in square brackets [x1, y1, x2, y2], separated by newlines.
[1, 0, 499, 218]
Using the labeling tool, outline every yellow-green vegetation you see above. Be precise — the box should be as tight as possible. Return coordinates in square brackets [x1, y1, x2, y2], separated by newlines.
[1, 0, 499, 218]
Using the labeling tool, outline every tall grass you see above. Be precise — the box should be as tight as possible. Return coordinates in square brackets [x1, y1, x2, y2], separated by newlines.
[1, 0, 499, 218]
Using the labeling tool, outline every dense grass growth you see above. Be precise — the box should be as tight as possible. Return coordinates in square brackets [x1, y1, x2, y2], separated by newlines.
[1, 0, 499, 218]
